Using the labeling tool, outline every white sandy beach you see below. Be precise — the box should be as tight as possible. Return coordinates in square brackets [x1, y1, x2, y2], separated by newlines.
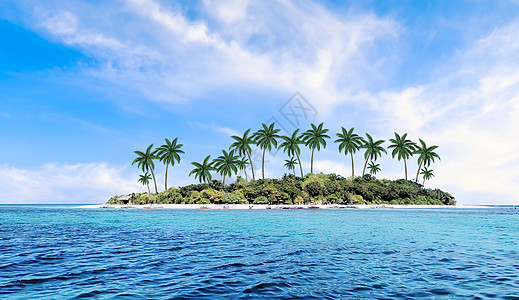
[78, 204, 490, 209]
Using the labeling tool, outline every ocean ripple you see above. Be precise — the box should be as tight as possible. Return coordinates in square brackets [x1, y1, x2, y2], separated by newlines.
[1, 206, 519, 298]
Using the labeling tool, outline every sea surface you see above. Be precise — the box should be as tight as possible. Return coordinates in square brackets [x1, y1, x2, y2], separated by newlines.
[1, 205, 519, 299]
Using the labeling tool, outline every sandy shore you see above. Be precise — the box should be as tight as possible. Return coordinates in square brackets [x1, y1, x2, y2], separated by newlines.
[78, 204, 491, 209]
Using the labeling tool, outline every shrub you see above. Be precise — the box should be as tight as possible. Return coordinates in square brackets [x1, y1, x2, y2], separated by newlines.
[232, 190, 248, 204]
[156, 188, 185, 204]
[346, 194, 364, 204]
[254, 196, 268, 204]
[200, 188, 223, 203]
[189, 191, 200, 204]
[223, 193, 241, 204]
[326, 194, 340, 204]
[305, 181, 325, 197]
[196, 197, 211, 204]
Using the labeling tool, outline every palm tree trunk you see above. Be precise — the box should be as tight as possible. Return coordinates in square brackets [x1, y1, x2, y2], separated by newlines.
[243, 166, 248, 181]
[147, 184, 151, 203]
[310, 142, 316, 174]
[404, 158, 408, 180]
[295, 151, 304, 177]
[223, 174, 226, 185]
[204, 175, 209, 184]
[262, 147, 266, 179]
[350, 152, 355, 177]
[292, 168, 296, 176]
[362, 156, 370, 176]
[164, 162, 169, 191]
[415, 161, 423, 181]
[423, 178, 425, 185]
[148, 164, 158, 194]
[246, 149, 255, 180]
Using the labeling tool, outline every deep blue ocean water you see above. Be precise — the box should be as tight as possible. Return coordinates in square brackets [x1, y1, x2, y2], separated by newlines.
[1, 206, 519, 299]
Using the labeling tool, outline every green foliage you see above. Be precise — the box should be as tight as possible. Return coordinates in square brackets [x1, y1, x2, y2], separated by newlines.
[388, 132, 417, 180]
[294, 195, 304, 204]
[212, 149, 240, 184]
[349, 194, 364, 204]
[335, 127, 365, 177]
[305, 181, 325, 197]
[108, 196, 118, 204]
[232, 190, 248, 204]
[111, 173, 455, 206]
[253, 123, 281, 179]
[200, 188, 223, 203]
[222, 192, 241, 204]
[132, 144, 159, 193]
[189, 155, 214, 183]
[156, 137, 184, 190]
[156, 188, 184, 204]
[301, 122, 330, 174]
[189, 191, 200, 204]
[230, 129, 256, 180]
[196, 197, 211, 204]
[361, 133, 387, 176]
[301, 174, 327, 196]
[279, 129, 304, 177]
[254, 196, 269, 204]
[414, 139, 441, 181]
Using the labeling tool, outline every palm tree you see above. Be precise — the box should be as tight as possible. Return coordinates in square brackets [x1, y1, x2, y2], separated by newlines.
[367, 161, 381, 175]
[279, 129, 304, 177]
[156, 137, 184, 191]
[235, 157, 249, 181]
[284, 157, 298, 176]
[388, 132, 417, 180]
[189, 155, 214, 184]
[420, 167, 435, 185]
[132, 144, 159, 194]
[335, 127, 365, 177]
[361, 134, 387, 176]
[252, 123, 281, 179]
[230, 129, 256, 180]
[138, 172, 152, 195]
[138, 172, 152, 203]
[301, 122, 330, 174]
[414, 139, 441, 181]
[212, 150, 240, 184]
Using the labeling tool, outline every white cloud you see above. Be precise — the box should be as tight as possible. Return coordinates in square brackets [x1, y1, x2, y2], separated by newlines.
[24, 0, 398, 107]
[0, 163, 140, 204]
[312, 159, 349, 176]
[353, 21, 519, 205]
[7, 0, 519, 205]
[187, 121, 239, 136]
[204, 0, 249, 24]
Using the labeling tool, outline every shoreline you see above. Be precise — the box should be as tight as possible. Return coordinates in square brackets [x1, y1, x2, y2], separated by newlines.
[79, 204, 492, 209]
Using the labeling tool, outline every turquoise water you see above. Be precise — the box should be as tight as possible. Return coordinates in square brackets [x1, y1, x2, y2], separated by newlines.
[1, 206, 519, 299]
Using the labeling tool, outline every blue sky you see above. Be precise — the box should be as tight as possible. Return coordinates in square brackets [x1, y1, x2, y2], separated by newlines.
[1, 0, 519, 204]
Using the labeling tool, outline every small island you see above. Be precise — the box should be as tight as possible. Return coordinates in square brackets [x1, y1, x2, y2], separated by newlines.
[108, 123, 454, 208]
[108, 173, 455, 207]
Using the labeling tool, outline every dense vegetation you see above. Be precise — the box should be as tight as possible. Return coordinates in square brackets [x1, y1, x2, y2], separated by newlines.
[109, 173, 455, 206]
[118, 122, 454, 205]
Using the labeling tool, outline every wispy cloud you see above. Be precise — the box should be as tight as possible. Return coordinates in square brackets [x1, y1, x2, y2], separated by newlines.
[359, 20, 519, 204]
[187, 121, 239, 137]
[0, 163, 140, 204]
[4, 0, 519, 204]
[24, 0, 398, 107]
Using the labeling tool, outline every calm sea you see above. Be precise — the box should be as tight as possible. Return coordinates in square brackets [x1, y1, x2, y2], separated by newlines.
[1, 205, 518, 299]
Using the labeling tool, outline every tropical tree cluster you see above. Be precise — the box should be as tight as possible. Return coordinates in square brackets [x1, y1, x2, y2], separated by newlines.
[131, 123, 442, 201]
[110, 174, 455, 206]
[132, 138, 185, 194]
[186, 122, 440, 186]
